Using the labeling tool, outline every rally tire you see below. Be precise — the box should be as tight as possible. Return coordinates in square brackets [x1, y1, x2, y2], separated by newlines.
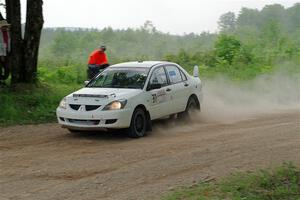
[127, 108, 147, 138]
[178, 97, 198, 120]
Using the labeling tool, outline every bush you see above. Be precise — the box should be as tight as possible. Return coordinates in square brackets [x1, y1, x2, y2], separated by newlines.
[38, 65, 87, 85]
[215, 34, 242, 64]
[0, 84, 79, 126]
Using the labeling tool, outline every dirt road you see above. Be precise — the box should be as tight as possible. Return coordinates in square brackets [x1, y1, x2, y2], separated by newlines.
[1, 110, 300, 200]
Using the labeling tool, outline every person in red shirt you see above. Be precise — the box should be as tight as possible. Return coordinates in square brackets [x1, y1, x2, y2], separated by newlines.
[87, 45, 109, 79]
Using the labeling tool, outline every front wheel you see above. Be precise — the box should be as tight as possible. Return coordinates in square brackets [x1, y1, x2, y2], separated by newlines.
[127, 108, 147, 138]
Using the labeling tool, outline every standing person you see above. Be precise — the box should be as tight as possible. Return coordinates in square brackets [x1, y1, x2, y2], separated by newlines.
[87, 45, 109, 79]
[0, 14, 11, 81]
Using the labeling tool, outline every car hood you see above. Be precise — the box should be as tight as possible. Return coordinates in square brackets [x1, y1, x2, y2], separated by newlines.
[66, 87, 142, 105]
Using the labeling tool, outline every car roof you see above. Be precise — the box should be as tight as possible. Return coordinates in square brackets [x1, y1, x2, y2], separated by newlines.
[110, 61, 176, 68]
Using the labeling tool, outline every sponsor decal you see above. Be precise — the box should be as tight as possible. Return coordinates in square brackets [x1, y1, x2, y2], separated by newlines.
[152, 93, 158, 104]
[169, 71, 176, 76]
[151, 89, 167, 104]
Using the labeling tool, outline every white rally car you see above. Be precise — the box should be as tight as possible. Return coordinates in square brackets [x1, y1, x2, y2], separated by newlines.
[57, 61, 203, 138]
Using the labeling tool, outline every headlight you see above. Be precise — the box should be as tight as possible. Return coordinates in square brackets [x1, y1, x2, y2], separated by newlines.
[103, 99, 127, 110]
[59, 98, 67, 109]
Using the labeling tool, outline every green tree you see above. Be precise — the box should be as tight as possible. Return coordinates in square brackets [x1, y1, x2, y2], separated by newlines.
[215, 34, 241, 64]
[141, 20, 157, 34]
[50, 30, 77, 59]
[236, 8, 260, 28]
[218, 12, 236, 33]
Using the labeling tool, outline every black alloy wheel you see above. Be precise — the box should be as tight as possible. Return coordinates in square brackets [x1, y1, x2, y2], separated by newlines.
[127, 108, 147, 138]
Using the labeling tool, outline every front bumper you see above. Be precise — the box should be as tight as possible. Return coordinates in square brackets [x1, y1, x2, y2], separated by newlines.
[56, 107, 133, 130]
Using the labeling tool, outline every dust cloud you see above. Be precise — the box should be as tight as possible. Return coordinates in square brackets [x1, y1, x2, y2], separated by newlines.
[200, 71, 300, 123]
[152, 70, 300, 135]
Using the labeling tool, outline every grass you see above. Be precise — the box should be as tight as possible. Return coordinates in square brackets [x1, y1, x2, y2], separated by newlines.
[0, 83, 80, 126]
[0, 64, 85, 126]
[163, 163, 300, 200]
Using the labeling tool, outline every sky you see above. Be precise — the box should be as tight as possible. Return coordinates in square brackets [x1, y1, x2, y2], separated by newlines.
[13, 0, 300, 35]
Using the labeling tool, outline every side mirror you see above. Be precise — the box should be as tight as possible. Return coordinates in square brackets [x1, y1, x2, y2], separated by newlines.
[150, 83, 162, 90]
[84, 81, 89, 86]
[193, 65, 199, 77]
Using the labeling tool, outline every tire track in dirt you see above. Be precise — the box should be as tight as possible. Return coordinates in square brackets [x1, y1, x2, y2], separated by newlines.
[0, 111, 299, 200]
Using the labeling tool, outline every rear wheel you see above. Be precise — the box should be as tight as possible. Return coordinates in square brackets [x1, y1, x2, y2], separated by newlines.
[127, 108, 147, 138]
[169, 114, 176, 119]
[178, 97, 199, 120]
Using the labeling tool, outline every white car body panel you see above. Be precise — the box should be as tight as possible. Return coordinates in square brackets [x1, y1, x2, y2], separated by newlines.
[56, 61, 203, 131]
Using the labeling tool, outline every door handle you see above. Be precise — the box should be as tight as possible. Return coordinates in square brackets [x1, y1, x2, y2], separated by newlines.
[184, 83, 189, 87]
[166, 88, 172, 92]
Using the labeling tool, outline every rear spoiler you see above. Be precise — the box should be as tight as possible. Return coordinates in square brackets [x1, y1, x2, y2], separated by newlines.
[193, 65, 199, 77]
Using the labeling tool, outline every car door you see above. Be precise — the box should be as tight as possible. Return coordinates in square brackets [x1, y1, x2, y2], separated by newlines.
[165, 65, 190, 113]
[147, 66, 173, 119]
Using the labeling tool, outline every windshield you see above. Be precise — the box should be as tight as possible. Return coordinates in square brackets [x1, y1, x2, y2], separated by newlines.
[87, 67, 149, 89]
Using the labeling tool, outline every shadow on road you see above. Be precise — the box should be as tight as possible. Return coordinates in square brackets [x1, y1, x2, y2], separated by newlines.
[66, 130, 131, 141]
[63, 117, 187, 141]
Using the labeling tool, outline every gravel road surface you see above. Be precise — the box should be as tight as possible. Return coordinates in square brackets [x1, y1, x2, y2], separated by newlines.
[0, 110, 299, 200]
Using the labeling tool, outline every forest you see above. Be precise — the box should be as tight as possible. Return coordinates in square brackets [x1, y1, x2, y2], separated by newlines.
[1, 3, 300, 125]
[38, 3, 300, 78]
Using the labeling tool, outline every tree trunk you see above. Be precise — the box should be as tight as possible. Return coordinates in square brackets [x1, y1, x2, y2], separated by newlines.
[5, 0, 24, 84]
[5, 0, 44, 85]
[23, 0, 44, 83]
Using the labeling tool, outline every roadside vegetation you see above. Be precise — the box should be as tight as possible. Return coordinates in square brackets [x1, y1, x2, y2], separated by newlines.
[163, 163, 300, 200]
[1, 3, 300, 126]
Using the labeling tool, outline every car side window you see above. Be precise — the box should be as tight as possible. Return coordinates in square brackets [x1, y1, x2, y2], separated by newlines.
[165, 65, 183, 84]
[149, 67, 168, 87]
[180, 70, 187, 81]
